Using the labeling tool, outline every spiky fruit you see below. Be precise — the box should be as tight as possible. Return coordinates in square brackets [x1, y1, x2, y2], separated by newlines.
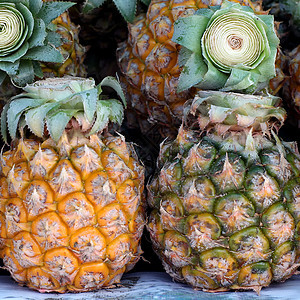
[0, 2, 86, 110]
[117, 0, 278, 136]
[148, 91, 300, 293]
[0, 0, 75, 87]
[41, 6, 87, 78]
[0, 76, 145, 293]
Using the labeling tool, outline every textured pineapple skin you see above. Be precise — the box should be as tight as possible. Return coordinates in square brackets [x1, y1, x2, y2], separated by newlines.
[0, 133, 145, 293]
[117, 0, 262, 136]
[148, 127, 300, 292]
[41, 11, 87, 78]
[283, 45, 300, 123]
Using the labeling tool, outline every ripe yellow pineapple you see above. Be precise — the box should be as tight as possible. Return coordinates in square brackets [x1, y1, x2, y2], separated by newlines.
[117, 0, 275, 136]
[42, 9, 87, 77]
[148, 91, 300, 292]
[0, 76, 145, 292]
[41, 4, 87, 78]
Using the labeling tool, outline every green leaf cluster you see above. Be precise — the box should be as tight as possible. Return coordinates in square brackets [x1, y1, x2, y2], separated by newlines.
[1, 76, 126, 142]
[187, 90, 286, 129]
[82, 0, 150, 23]
[0, 0, 75, 87]
[172, 1, 279, 93]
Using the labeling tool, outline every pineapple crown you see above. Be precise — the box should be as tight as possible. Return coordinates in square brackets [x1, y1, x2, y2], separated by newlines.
[172, 1, 279, 93]
[184, 90, 286, 135]
[82, 0, 150, 23]
[0, 0, 75, 87]
[1, 76, 126, 143]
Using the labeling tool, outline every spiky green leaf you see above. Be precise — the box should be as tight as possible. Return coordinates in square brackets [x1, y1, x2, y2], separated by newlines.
[11, 60, 35, 87]
[100, 76, 126, 108]
[32, 61, 44, 78]
[178, 53, 208, 92]
[46, 109, 78, 142]
[28, 19, 46, 48]
[82, 0, 106, 14]
[174, 1, 279, 93]
[89, 101, 111, 136]
[7, 97, 45, 139]
[1, 102, 10, 144]
[23, 44, 63, 63]
[37, 1, 75, 26]
[173, 15, 211, 53]
[25, 102, 59, 138]
[107, 99, 124, 124]
[29, 0, 42, 15]
[0, 61, 19, 76]
[112, 0, 137, 23]
[46, 31, 62, 48]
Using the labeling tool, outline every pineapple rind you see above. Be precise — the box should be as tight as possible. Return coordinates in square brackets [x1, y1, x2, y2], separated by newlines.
[148, 126, 300, 291]
[0, 132, 145, 293]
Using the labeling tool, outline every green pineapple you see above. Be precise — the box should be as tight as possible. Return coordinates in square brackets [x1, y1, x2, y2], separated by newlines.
[148, 91, 300, 293]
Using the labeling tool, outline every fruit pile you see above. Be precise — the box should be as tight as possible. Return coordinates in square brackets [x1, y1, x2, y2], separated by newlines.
[0, 0, 299, 294]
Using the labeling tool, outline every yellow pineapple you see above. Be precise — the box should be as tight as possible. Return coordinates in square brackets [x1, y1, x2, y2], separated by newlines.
[0, 76, 145, 292]
[117, 0, 272, 136]
[41, 7, 87, 78]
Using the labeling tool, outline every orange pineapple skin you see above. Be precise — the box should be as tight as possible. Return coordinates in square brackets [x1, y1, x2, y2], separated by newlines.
[41, 11, 87, 78]
[118, 0, 262, 136]
[0, 133, 145, 293]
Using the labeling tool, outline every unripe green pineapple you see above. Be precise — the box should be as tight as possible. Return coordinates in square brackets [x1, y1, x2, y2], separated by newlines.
[148, 91, 300, 293]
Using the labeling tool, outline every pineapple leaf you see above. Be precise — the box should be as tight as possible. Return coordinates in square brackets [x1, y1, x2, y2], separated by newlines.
[23, 44, 64, 63]
[89, 101, 111, 136]
[82, 0, 107, 14]
[25, 102, 59, 138]
[81, 89, 98, 123]
[112, 0, 137, 23]
[46, 31, 62, 48]
[37, 1, 75, 26]
[28, 19, 46, 48]
[1, 103, 10, 144]
[32, 61, 44, 78]
[7, 97, 45, 140]
[173, 15, 210, 53]
[0, 61, 19, 76]
[178, 53, 208, 92]
[46, 109, 78, 142]
[174, 1, 280, 93]
[106, 99, 124, 124]
[99, 76, 126, 108]
[29, 0, 42, 15]
[11, 60, 35, 87]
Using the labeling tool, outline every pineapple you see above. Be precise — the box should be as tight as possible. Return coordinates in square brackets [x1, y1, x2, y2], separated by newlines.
[0, 0, 86, 108]
[41, 9, 87, 78]
[148, 91, 300, 293]
[0, 76, 145, 292]
[117, 0, 277, 137]
[283, 45, 300, 126]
